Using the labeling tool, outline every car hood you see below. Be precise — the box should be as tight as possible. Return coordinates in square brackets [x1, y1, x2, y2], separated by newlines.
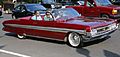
[66, 18, 114, 28]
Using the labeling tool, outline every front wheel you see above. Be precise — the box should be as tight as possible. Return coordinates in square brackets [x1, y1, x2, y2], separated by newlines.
[67, 32, 83, 48]
[17, 34, 26, 39]
[101, 14, 109, 18]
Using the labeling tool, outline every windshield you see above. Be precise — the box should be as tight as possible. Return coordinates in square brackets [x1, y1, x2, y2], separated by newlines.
[95, 0, 112, 6]
[42, 0, 55, 4]
[26, 4, 46, 11]
[52, 8, 81, 20]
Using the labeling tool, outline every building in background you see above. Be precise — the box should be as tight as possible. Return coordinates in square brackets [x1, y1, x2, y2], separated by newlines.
[3, 0, 15, 13]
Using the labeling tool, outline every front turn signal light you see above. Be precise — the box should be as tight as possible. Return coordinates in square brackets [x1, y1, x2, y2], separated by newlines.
[112, 9, 118, 15]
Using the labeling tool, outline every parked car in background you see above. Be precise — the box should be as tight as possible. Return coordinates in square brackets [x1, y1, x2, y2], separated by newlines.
[3, 8, 118, 48]
[0, 5, 2, 16]
[41, 0, 76, 9]
[41, 0, 62, 9]
[67, 0, 120, 20]
[110, 0, 120, 5]
[12, 4, 46, 19]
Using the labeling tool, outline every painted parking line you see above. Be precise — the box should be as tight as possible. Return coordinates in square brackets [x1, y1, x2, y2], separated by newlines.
[0, 49, 31, 57]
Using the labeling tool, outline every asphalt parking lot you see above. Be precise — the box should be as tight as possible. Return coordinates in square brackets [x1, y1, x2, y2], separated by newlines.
[0, 14, 120, 57]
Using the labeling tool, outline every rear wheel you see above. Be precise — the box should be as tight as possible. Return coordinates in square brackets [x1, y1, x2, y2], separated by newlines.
[67, 32, 83, 48]
[17, 34, 26, 39]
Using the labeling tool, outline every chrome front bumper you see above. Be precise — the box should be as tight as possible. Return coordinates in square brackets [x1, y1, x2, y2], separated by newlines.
[83, 29, 116, 42]
[83, 24, 119, 42]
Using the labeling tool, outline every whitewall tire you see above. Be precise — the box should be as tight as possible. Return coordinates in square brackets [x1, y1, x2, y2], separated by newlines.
[67, 32, 83, 48]
[17, 34, 26, 39]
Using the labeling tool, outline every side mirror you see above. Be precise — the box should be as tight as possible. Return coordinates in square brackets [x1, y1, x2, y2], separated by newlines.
[21, 10, 26, 12]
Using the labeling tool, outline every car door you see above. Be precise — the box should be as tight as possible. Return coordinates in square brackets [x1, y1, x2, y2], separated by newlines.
[35, 20, 57, 38]
[19, 5, 28, 17]
[13, 5, 27, 18]
[13, 5, 22, 18]
[83, 0, 99, 17]
[29, 19, 64, 40]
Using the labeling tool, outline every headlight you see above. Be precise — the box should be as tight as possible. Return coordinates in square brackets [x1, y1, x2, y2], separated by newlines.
[111, 23, 116, 29]
[90, 29, 97, 36]
[109, 23, 116, 30]
[112, 9, 118, 15]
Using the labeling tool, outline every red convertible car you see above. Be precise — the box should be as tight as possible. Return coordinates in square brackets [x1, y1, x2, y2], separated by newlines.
[2, 8, 118, 48]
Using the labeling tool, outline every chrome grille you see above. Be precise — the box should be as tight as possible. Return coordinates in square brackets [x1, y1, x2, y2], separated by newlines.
[96, 23, 116, 33]
[97, 26, 110, 32]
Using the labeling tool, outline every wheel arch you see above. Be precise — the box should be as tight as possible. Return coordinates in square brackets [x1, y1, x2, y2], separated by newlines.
[100, 13, 111, 17]
[100, 13, 109, 17]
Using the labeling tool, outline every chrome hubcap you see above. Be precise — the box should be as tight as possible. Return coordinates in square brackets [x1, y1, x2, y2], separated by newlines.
[17, 34, 24, 39]
[68, 33, 81, 47]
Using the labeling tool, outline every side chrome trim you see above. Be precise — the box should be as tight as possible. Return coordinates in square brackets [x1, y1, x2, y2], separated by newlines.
[27, 35, 64, 42]
[5, 24, 85, 34]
